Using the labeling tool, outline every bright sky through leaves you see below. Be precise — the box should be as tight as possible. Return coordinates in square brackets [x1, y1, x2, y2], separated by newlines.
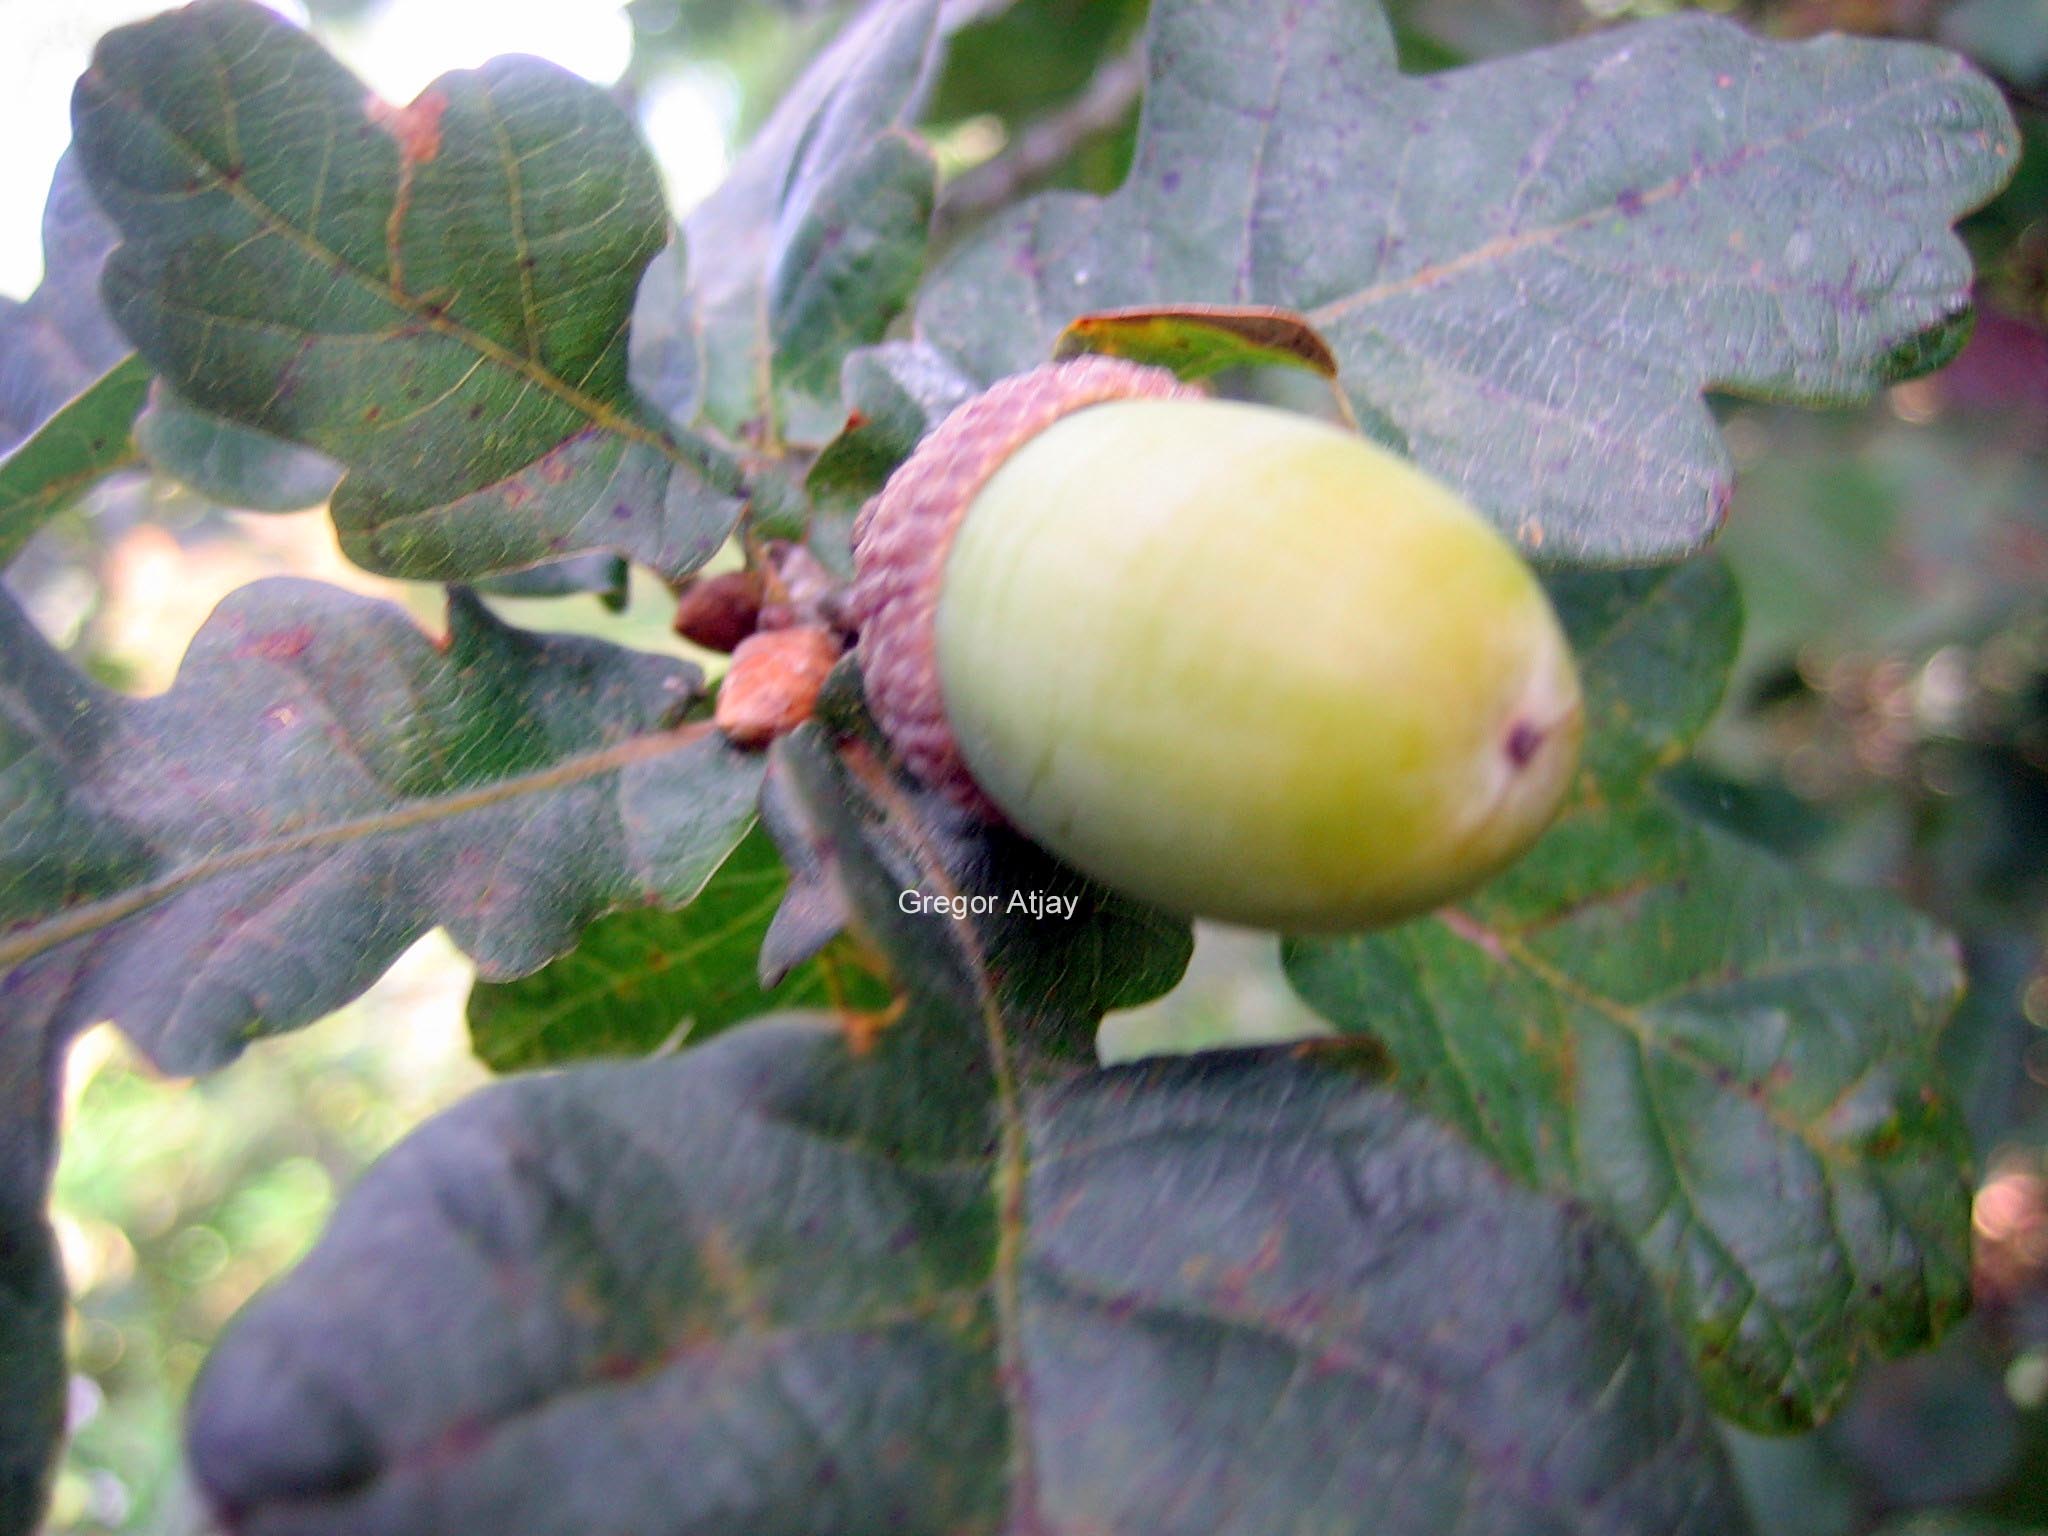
[0, 0, 736, 299]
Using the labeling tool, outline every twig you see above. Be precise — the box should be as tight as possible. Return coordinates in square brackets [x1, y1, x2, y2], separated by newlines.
[934, 38, 1147, 233]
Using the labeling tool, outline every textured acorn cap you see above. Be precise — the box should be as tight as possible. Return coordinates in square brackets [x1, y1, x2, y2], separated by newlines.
[850, 356, 1201, 814]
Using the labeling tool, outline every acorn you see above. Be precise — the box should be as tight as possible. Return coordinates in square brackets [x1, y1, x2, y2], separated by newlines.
[850, 356, 1583, 933]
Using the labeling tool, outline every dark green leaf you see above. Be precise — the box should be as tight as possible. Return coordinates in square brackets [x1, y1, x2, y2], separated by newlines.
[769, 129, 937, 443]
[1544, 561, 1742, 794]
[134, 379, 341, 512]
[0, 1225, 60, 1536]
[803, 341, 978, 555]
[0, 354, 149, 567]
[646, 0, 941, 443]
[1285, 562, 1972, 1429]
[1831, 1341, 2022, 1508]
[467, 822, 889, 1070]
[189, 1041, 1755, 1535]
[0, 1007, 65, 1536]
[916, 0, 2019, 560]
[624, 237, 703, 428]
[1940, 936, 2047, 1159]
[0, 146, 145, 568]
[474, 552, 630, 608]
[0, 579, 760, 1074]
[753, 726, 860, 980]
[926, 0, 1146, 126]
[1873, 1518, 2048, 1536]
[1719, 1424, 1862, 1536]
[761, 724, 1194, 1059]
[72, 0, 741, 583]
[1940, 0, 2048, 86]
[186, 734, 1745, 1533]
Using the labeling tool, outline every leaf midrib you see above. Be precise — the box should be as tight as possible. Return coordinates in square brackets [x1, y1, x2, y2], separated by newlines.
[1307, 62, 1977, 327]
[1436, 899, 1856, 1165]
[1034, 1259, 1631, 1536]
[0, 723, 713, 972]
[261, 1287, 986, 1517]
[84, 56, 743, 493]
[838, 740, 1045, 1533]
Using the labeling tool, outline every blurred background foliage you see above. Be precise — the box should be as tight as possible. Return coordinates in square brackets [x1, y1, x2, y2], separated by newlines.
[5, 0, 2045, 1530]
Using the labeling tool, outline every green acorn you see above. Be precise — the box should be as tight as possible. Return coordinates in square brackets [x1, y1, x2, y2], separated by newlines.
[852, 357, 1582, 932]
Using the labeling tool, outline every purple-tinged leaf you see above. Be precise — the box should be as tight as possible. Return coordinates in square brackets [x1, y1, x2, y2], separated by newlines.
[0, 578, 759, 1074]
[184, 722, 1745, 1536]
[636, 0, 942, 446]
[918, 0, 2019, 560]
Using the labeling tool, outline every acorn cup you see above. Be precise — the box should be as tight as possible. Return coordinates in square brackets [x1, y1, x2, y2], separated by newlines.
[850, 356, 1584, 933]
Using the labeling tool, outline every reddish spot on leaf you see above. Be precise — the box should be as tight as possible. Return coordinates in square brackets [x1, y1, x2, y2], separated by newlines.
[1214, 1227, 1284, 1302]
[422, 1416, 487, 1468]
[365, 88, 449, 165]
[1438, 907, 1509, 962]
[236, 625, 314, 662]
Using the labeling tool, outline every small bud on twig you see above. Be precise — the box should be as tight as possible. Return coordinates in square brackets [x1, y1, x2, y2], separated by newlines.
[715, 626, 844, 748]
[673, 570, 764, 653]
